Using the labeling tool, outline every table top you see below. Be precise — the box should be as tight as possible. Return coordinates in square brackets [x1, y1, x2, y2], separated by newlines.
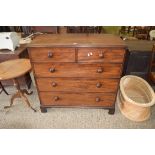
[27, 34, 126, 48]
[0, 59, 31, 81]
[125, 40, 155, 52]
[0, 45, 27, 55]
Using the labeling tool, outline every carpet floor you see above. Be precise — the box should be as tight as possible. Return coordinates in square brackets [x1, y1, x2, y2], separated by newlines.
[0, 86, 155, 129]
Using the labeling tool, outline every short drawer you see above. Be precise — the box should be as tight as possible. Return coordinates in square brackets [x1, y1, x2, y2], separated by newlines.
[36, 78, 119, 93]
[40, 92, 116, 107]
[78, 48, 125, 63]
[29, 47, 75, 62]
[33, 63, 122, 78]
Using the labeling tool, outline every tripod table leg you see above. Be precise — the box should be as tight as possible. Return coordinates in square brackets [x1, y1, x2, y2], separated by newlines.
[4, 92, 20, 109]
[4, 78, 36, 112]
[21, 93, 36, 112]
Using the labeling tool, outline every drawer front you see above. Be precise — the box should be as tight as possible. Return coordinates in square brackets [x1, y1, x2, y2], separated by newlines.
[33, 63, 122, 78]
[37, 78, 119, 93]
[78, 48, 125, 63]
[40, 92, 116, 107]
[29, 47, 75, 62]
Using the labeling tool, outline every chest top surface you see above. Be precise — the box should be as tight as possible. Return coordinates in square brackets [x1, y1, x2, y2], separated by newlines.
[27, 34, 126, 48]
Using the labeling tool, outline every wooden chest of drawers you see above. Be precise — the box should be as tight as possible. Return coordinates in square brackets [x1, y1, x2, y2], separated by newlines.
[28, 34, 126, 114]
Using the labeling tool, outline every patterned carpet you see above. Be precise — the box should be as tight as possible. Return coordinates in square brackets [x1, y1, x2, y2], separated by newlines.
[0, 86, 155, 129]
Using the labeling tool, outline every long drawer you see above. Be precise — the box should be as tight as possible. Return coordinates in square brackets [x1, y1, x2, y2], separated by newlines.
[33, 63, 122, 78]
[40, 92, 116, 107]
[78, 48, 125, 63]
[29, 47, 75, 62]
[36, 78, 119, 93]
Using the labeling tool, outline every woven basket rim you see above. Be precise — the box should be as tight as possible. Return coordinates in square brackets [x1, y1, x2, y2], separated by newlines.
[120, 75, 155, 107]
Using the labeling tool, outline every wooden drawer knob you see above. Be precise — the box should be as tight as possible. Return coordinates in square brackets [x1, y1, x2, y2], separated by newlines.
[48, 52, 53, 58]
[49, 68, 55, 73]
[97, 67, 103, 73]
[54, 96, 59, 101]
[99, 52, 104, 58]
[96, 97, 100, 102]
[51, 82, 57, 87]
[96, 82, 102, 88]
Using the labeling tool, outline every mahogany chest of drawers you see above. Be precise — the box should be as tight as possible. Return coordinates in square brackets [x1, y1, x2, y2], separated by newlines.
[28, 34, 126, 114]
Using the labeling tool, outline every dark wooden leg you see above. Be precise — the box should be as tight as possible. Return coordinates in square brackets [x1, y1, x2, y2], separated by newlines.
[24, 72, 32, 89]
[22, 89, 33, 95]
[27, 80, 32, 89]
[108, 108, 115, 115]
[40, 106, 47, 113]
[0, 81, 9, 95]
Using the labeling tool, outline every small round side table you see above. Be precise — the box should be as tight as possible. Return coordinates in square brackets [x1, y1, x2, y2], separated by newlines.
[0, 59, 36, 112]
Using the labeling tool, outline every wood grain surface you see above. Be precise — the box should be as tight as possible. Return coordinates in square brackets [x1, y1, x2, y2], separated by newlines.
[36, 78, 119, 93]
[0, 59, 31, 80]
[29, 47, 75, 62]
[33, 63, 122, 78]
[40, 92, 116, 107]
[78, 48, 125, 63]
[27, 34, 126, 47]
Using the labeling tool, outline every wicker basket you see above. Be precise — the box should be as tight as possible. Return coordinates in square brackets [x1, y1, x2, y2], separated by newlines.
[118, 75, 155, 122]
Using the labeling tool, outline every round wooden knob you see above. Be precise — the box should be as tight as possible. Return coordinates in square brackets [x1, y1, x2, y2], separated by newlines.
[99, 52, 104, 58]
[49, 68, 55, 73]
[96, 82, 102, 88]
[97, 67, 103, 73]
[54, 96, 59, 101]
[51, 82, 57, 87]
[48, 52, 53, 58]
[96, 97, 100, 102]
